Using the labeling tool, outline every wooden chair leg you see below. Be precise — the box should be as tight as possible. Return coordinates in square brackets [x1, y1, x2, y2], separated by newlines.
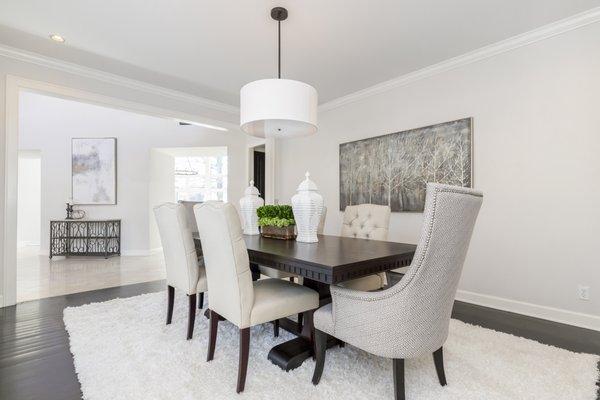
[187, 294, 196, 340]
[433, 347, 447, 386]
[198, 292, 204, 310]
[166, 285, 175, 325]
[273, 319, 280, 337]
[237, 328, 250, 393]
[207, 310, 219, 361]
[311, 329, 327, 385]
[393, 358, 405, 400]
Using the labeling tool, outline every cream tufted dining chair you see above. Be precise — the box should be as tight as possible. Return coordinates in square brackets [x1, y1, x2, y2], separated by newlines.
[154, 203, 207, 340]
[194, 202, 319, 393]
[338, 203, 391, 291]
[311, 184, 483, 400]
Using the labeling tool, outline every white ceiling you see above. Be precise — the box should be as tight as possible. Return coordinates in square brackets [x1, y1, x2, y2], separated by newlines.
[1, 0, 599, 106]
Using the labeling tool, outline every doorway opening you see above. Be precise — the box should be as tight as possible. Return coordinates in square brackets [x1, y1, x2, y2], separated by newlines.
[252, 145, 266, 199]
[148, 146, 228, 249]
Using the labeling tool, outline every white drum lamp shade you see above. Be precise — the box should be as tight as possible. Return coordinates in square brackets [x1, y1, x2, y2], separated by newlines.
[240, 79, 318, 138]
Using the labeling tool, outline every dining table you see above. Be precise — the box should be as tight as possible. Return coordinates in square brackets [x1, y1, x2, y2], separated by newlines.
[193, 233, 416, 371]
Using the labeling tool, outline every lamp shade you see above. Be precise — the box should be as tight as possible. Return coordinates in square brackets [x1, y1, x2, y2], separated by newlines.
[240, 79, 318, 138]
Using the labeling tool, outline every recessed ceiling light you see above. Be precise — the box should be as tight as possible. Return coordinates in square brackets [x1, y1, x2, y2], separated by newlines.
[49, 34, 65, 43]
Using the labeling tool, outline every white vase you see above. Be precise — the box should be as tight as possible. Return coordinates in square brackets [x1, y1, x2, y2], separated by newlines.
[239, 180, 264, 235]
[292, 172, 324, 243]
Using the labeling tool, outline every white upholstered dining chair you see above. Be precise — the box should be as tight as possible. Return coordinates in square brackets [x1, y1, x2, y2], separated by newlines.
[338, 203, 391, 291]
[153, 203, 207, 340]
[194, 202, 319, 393]
[312, 184, 483, 400]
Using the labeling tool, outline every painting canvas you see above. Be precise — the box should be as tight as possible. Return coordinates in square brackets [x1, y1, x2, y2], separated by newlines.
[72, 138, 117, 205]
[339, 118, 472, 212]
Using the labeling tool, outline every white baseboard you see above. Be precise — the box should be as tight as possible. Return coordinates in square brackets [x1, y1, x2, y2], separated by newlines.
[121, 250, 152, 256]
[38, 249, 155, 257]
[17, 241, 40, 248]
[456, 290, 600, 332]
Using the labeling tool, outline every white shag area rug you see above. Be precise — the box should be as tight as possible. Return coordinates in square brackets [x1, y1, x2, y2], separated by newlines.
[63, 291, 599, 400]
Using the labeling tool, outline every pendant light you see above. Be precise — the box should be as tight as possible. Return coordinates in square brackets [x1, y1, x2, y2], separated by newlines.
[240, 7, 318, 138]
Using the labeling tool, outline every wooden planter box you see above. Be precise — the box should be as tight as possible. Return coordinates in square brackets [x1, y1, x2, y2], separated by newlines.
[260, 225, 296, 240]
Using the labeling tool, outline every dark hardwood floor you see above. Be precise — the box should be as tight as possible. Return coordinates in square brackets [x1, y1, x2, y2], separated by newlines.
[0, 281, 165, 400]
[1, 280, 599, 400]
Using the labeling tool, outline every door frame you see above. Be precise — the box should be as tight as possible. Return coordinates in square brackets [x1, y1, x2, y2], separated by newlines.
[2, 75, 235, 307]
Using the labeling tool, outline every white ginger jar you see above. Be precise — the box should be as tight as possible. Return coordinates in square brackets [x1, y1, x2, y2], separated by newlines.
[239, 180, 264, 235]
[292, 172, 324, 243]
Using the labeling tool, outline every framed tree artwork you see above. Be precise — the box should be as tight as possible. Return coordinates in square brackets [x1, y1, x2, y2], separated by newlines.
[339, 118, 472, 212]
[72, 138, 117, 205]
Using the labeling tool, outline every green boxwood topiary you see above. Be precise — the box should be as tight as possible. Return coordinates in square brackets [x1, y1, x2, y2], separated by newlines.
[256, 205, 295, 227]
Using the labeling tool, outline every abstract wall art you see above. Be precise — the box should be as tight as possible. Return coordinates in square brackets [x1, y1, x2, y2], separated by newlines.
[72, 138, 117, 205]
[339, 118, 472, 212]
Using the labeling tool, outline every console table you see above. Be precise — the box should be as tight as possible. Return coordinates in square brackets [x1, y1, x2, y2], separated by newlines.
[49, 219, 121, 259]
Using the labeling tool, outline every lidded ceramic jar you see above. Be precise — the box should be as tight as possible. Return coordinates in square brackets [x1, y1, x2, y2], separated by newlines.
[239, 180, 264, 235]
[291, 172, 324, 243]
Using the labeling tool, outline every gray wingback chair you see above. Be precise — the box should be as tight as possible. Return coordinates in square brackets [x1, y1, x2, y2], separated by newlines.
[312, 184, 483, 400]
[338, 203, 391, 291]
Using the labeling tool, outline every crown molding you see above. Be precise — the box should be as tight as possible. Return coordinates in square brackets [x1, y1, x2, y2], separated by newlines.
[319, 6, 600, 112]
[0, 43, 239, 115]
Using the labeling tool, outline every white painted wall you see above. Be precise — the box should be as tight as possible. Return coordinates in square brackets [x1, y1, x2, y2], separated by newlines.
[276, 23, 600, 327]
[18, 91, 247, 255]
[17, 151, 41, 246]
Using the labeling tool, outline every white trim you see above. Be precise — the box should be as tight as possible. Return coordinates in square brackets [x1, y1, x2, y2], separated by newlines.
[121, 250, 152, 257]
[17, 241, 40, 247]
[0, 44, 239, 115]
[319, 7, 600, 112]
[8, 76, 234, 132]
[149, 247, 163, 255]
[3, 76, 19, 308]
[456, 290, 600, 332]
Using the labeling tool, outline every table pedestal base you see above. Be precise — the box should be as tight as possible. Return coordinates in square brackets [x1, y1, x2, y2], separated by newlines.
[268, 334, 341, 371]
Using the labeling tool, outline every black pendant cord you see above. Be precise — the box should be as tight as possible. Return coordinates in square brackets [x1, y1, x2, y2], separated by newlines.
[271, 7, 287, 79]
[278, 20, 281, 79]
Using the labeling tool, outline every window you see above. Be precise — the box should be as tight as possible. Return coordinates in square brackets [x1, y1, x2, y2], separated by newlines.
[174, 153, 228, 202]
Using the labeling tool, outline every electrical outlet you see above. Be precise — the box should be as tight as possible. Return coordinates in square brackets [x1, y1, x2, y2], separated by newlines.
[578, 285, 590, 301]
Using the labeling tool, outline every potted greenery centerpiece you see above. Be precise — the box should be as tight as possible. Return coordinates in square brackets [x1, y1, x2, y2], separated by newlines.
[256, 205, 296, 240]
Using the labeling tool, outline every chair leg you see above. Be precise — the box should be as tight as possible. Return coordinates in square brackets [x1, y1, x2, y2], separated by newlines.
[433, 347, 447, 386]
[237, 328, 250, 393]
[207, 310, 219, 361]
[198, 292, 204, 309]
[289, 277, 295, 283]
[273, 319, 280, 337]
[393, 358, 405, 400]
[166, 285, 175, 325]
[311, 329, 328, 385]
[187, 294, 196, 340]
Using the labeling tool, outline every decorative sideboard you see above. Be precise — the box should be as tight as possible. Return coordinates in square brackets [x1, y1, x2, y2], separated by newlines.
[49, 219, 121, 259]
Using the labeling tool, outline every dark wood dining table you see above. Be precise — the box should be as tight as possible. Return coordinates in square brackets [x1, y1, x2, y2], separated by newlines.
[193, 233, 416, 371]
